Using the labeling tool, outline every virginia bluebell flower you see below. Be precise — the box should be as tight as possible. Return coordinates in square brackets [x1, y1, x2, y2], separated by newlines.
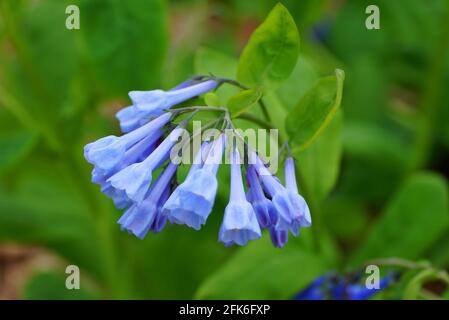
[117, 162, 178, 239]
[219, 148, 261, 246]
[163, 135, 224, 230]
[284, 157, 311, 227]
[116, 80, 217, 132]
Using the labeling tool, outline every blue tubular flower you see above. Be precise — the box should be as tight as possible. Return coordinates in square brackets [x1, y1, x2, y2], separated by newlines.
[116, 80, 218, 132]
[118, 162, 178, 239]
[107, 125, 186, 203]
[285, 157, 311, 227]
[163, 137, 224, 230]
[246, 165, 277, 229]
[218, 149, 261, 246]
[293, 275, 330, 300]
[84, 112, 171, 173]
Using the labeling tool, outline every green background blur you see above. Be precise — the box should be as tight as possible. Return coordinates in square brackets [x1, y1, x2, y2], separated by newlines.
[1, 0, 449, 299]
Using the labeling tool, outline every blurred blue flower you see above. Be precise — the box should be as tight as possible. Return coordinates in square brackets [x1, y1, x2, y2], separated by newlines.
[293, 272, 399, 300]
[219, 148, 261, 246]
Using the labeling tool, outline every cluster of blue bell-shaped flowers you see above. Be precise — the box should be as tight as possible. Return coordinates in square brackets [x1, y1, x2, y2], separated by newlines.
[84, 78, 311, 247]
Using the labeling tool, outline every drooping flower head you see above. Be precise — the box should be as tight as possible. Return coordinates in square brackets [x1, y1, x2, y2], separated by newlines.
[245, 165, 277, 229]
[83, 76, 312, 247]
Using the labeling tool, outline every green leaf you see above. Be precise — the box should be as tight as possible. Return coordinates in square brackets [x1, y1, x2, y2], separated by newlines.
[286, 69, 345, 151]
[350, 173, 449, 265]
[227, 87, 263, 117]
[194, 47, 238, 103]
[79, 0, 167, 94]
[24, 272, 96, 300]
[237, 3, 300, 88]
[195, 237, 328, 299]
[0, 131, 36, 175]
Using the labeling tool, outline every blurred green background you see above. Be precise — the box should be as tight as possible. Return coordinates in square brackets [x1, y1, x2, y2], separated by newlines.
[0, 0, 449, 299]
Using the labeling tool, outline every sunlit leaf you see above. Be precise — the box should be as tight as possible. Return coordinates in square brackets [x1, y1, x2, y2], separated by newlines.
[237, 3, 300, 88]
[286, 69, 345, 151]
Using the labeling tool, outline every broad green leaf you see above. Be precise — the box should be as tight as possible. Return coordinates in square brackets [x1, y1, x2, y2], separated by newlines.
[195, 236, 328, 299]
[24, 272, 96, 300]
[237, 3, 300, 88]
[79, 0, 167, 94]
[0, 131, 36, 175]
[227, 87, 263, 117]
[297, 111, 342, 201]
[194, 47, 238, 103]
[350, 173, 449, 265]
[286, 69, 345, 151]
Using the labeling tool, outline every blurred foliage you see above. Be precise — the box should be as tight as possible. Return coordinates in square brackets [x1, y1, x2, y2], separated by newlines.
[0, 0, 449, 300]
